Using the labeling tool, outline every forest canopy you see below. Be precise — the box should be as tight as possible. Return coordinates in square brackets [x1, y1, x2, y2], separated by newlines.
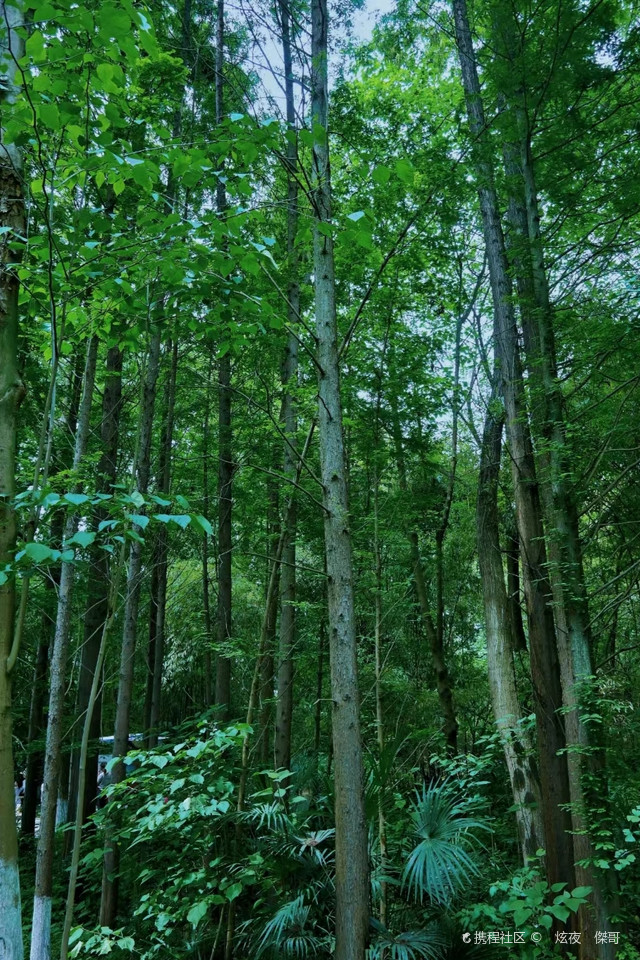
[0, 0, 639, 958]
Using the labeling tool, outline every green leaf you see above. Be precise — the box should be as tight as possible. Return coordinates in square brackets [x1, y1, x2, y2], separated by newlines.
[64, 493, 90, 506]
[372, 165, 391, 185]
[187, 901, 208, 927]
[192, 514, 213, 535]
[570, 886, 592, 899]
[67, 530, 96, 549]
[127, 514, 149, 530]
[23, 542, 55, 563]
[347, 210, 366, 222]
[172, 514, 191, 529]
[547, 904, 570, 922]
[39, 103, 61, 130]
[225, 883, 243, 902]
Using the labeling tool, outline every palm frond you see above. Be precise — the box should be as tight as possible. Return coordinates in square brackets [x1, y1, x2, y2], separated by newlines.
[402, 780, 491, 905]
[368, 919, 446, 960]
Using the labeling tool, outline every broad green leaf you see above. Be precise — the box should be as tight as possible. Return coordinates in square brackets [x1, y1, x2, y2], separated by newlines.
[64, 493, 90, 506]
[187, 901, 208, 927]
[23, 542, 55, 563]
[67, 531, 96, 549]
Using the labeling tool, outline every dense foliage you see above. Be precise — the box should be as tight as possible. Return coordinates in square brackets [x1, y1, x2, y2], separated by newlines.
[1, 0, 640, 958]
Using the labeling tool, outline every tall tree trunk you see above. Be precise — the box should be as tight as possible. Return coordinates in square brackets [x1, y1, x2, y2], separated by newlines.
[22, 511, 62, 839]
[274, 0, 299, 773]
[60, 541, 127, 960]
[313, 617, 326, 756]
[452, 0, 575, 892]
[311, 2, 369, 956]
[146, 339, 179, 747]
[501, 116, 614, 952]
[373, 470, 387, 927]
[31, 335, 98, 960]
[67, 345, 123, 833]
[202, 353, 214, 706]
[477, 388, 545, 863]
[0, 3, 26, 950]
[214, 0, 233, 718]
[100, 329, 161, 928]
[257, 478, 279, 766]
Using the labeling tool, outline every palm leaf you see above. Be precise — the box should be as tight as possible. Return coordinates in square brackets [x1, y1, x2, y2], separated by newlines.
[368, 919, 446, 960]
[402, 780, 491, 905]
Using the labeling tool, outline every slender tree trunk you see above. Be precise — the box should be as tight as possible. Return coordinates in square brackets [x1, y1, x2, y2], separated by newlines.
[257, 478, 279, 766]
[100, 329, 161, 928]
[22, 533, 60, 838]
[67, 345, 123, 833]
[214, 0, 233, 718]
[31, 335, 98, 960]
[314, 617, 326, 756]
[274, 0, 299, 772]
[373, 471, 387, 927]
[147, 339, 178, 747]
[60, 542, 127, 960]
[477, 388, 545, 862]
[311, 3, 369, 956]
[203, 353, 214, 706]
[452, 0, 575, 891]
[0, 4, 26, 950]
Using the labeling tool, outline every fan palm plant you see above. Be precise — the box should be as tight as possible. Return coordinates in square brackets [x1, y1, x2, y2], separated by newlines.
[402, 780, 491, 906]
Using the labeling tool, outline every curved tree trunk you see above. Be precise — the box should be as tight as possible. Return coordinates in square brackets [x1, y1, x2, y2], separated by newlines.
[31, 335, 98, 960]
[67, 345, 123, 836]
[452, 0, 575, 892]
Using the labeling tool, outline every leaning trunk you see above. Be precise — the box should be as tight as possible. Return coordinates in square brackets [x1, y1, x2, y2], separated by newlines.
[452, 0, 574, 891]
[31, 335, 98, 960]
[67, 345, 123, 831]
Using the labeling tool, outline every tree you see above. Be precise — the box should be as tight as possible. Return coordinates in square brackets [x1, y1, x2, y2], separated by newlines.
[0, 4, 26, 956]
[311, 1, 370, 956]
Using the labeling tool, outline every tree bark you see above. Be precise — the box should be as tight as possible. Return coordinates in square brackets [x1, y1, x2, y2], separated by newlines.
[100, 328, 161, 928]
[31, 335, 98, 960]
[477, 388, 545, 863]
[452, 0, 575, 892]
[67, 345, 123, 833]
[214, 0, 233, 718]
[257, 478, 279, 766]
[501, 113, 614, 954]
[311, 2, 369, 956]
[146, 339, 178, 747]
[0, 4, 26, 952]
[274, 0, 300, 773]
